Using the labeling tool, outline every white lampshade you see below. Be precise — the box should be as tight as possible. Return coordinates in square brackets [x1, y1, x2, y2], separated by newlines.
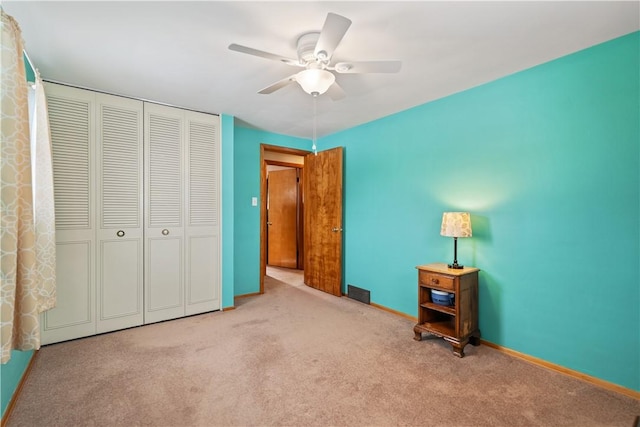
[440, 212, 472, 238]
[296, 69, 335, 95]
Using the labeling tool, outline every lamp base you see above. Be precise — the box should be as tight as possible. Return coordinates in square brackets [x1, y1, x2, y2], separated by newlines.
[448, 263, 464, 269]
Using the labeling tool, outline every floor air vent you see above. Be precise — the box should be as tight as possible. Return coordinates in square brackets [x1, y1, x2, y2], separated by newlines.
[347, 285, 370, 305]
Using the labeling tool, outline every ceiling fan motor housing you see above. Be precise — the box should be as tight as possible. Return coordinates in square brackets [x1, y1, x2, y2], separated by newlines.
[297, 32, 321, 64]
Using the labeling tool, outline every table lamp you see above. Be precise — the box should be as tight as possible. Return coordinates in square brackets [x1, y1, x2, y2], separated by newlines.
[440, 212, 472, 269]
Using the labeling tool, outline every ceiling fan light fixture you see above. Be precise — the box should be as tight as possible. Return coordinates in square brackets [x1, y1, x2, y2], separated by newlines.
[296, 69, 335, 95]
[230, 12, 401, 98]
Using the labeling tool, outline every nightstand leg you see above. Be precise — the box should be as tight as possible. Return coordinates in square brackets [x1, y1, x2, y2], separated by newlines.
[448, 337, 470, 358]
[451, 342, 465, 358]
[469, 331, 481, 346]
[413, 327, 423, 341]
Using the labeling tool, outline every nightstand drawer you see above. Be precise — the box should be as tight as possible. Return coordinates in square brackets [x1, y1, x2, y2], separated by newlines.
[419, 271, 454, 291]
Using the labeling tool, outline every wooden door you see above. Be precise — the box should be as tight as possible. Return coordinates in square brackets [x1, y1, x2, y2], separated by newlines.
[303, 147, 343, 296]
[268, 168, 298, 268]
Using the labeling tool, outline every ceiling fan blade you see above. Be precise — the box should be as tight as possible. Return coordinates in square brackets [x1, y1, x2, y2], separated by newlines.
[229, 43, 300, 66]
[314, 13, 352, 61]
[326, 82, 346, 101]
[334, 61, 402, 74]
[258, 75, 297, 94]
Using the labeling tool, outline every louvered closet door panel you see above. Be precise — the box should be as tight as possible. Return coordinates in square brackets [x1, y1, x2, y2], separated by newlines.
[96, 93, 144, 333]
[41, 83, 96, 344]
[144, 103, 185, 324]
[185, 111, 221, 315]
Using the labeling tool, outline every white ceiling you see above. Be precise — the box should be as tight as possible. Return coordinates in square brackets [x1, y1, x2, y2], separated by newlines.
[4, 1, 639, 139]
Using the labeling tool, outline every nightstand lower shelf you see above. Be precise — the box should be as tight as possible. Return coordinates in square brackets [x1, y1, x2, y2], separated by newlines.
[414, 320, 455, 338]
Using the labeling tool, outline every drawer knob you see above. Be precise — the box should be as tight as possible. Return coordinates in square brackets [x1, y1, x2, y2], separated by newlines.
[431, 278, 439, 284]
[116, 230, 125, 237]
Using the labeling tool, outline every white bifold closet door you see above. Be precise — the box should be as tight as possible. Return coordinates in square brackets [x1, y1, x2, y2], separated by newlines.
[42, 83, 220, 345]
[41, 84, 144, 344]
[41, 84, 97, 344]
[95, 93, 144, 333]
[144, 103, 220, 324]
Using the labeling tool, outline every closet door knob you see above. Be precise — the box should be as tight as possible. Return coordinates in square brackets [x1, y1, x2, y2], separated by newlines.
[116, 230, 125, 237]
[162, 229, 170, 236]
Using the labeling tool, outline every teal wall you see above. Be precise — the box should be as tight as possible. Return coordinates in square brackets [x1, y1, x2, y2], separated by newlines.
[320, 32, 639, 391]
[233, 127, 309, 296]
[24, 53, 35, 82]
[1, 350, 34, 417]
[231, 33, 638, 391]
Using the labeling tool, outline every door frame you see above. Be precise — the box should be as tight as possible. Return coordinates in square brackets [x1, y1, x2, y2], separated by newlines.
[260, 144, 311, 293]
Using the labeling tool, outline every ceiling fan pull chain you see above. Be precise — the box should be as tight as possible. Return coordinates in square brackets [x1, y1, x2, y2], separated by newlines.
[312, 95, 318, 155]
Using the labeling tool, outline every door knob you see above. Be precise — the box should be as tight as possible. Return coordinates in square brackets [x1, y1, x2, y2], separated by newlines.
[116, 230, 125, 237]
[267, 222, 273, 226]
[162, 229, 170, 236]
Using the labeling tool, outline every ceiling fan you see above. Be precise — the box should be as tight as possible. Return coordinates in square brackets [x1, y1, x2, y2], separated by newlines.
[228, 12, 401, 100]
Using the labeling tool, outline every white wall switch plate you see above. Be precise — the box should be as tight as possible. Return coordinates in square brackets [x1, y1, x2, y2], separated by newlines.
[251, 197, 258, 206]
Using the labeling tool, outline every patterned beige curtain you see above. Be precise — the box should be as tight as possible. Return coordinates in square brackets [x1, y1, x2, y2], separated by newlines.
[1, 10, 56, 364]
[29, 71, 57, 313]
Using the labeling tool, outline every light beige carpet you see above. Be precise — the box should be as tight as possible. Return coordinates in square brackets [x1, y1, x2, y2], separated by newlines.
[6, 267, 639, 426]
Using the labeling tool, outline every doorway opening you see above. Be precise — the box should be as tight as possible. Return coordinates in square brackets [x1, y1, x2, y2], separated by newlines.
[266, 164, 302, 269]
[260, 144, 310, 293]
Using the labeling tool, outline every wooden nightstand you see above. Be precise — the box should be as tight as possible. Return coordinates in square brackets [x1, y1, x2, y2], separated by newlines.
[413, 263, 480, 357]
